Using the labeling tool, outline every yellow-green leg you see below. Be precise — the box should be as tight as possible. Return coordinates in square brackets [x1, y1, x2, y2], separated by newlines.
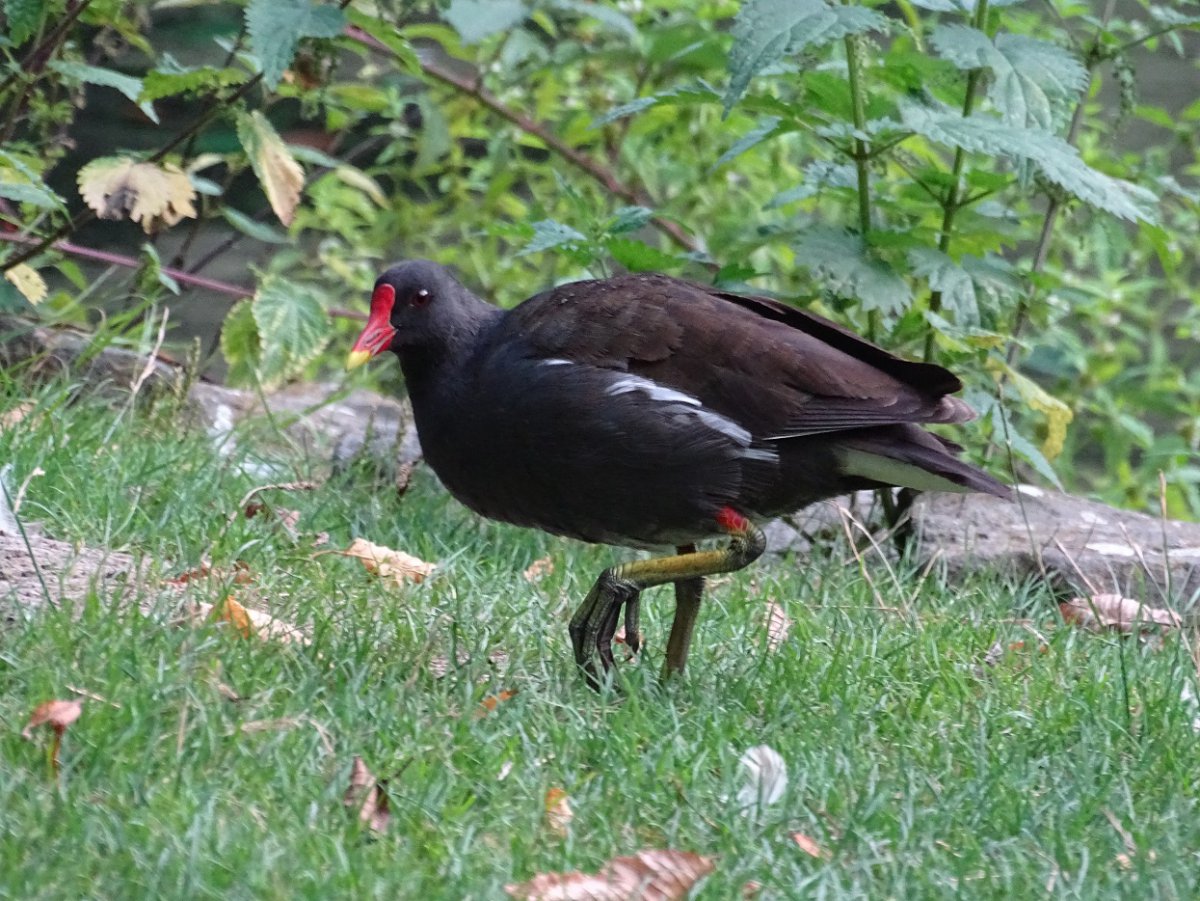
[568, 512, 766, 689]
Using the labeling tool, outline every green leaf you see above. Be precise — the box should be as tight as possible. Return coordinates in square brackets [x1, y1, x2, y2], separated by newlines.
[345, 8, 421, 74]
[548, 0, 636, 38]
[724, 0, 887, 113]
[765, 161, 856, 209]
[251, 275, 331, 388]
[931, 27, 1086, 130]
[794, 226, 912, 315]
[605, 237, 678, 272]
[221, 207, 291, 245]
[4, 0, 45, 45]
[138, 243, 179, 295]
[519, 219, 588, 256]
[140, 60, 246, 102]
[901, 105, 1158, 223]
[443, 0, 526, 44]
[0, 177, 64, 210]
[713, 115, 785, 169]
[908, 247, 979, 325]
[221, 300, 262, 388]
[607, 206, 653, 235]
[995, 418, 1064, 489]
[245, 0, 346, 90]
[592, 82, 720, 128]
[48, 61, 159, 124]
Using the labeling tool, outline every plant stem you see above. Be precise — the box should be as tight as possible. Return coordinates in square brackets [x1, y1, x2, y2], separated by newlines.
[842, 30, 876, 339]
[924, 0, 989, 362]
[1006, 0, 1116, 364]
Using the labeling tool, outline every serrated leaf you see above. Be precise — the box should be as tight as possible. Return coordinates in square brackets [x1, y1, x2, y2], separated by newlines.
[766, 161, 856, 209]
[251, 276, 330, 388]
[713, 115, 784, 169]
[443, 0, 526, 44]
[4, 0, 45, 45]
[4, 264, 47, 305]
[908, 247, 980, 325]
[724, 0, 887, 112]
[606, 237, 678, 272]
[607, 205, 653, 235]
[519, 219, 588, 256]
[592, 82, 720, 128]
[794, 226, 911, 315]
[0, 174, 64, 210]
[901, 106, 1157, 223]
[993, 361, 1073, 460]
[77, 157, 197, 233]
[221, 207, 290, 244]
[140, 63, 246, 102]
[931, 27, 1086, 130]
[48, 61, 159, 123]
[236, 111, 304, 226]
[245, 0, 346, 89]
[221, 300, 262, 387]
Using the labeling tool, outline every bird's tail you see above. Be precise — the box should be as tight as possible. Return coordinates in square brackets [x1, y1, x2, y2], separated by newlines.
[836, 425, 1010, 498]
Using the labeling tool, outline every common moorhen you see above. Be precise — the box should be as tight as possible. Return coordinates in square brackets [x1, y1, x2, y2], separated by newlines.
[348, 260, 1009, 687]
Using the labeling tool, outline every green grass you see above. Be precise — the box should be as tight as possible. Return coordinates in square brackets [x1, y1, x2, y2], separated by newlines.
[2, 378, 1199, 899]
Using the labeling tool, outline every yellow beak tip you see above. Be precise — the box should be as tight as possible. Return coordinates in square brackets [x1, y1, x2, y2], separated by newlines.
[346, 350, 373, 371]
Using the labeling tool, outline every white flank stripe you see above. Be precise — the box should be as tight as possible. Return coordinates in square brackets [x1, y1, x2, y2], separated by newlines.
[604, 373, 777, 463]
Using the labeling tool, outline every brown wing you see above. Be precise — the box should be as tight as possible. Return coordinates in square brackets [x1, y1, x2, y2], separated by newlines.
[505, 273, 973, 439]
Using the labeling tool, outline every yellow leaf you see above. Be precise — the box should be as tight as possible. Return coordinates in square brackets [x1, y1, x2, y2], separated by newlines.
[77, 157, 197, 234]
[342, 537, 436, 585]
[988, 360, 1073, 460]
[4, 264, 47, 304]
[236, 111, 303, 226]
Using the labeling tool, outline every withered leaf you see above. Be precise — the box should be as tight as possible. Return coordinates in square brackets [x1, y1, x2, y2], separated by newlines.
[523, 556, 554, 583]
[22, 699, 83, 739]
[761, 600, 791, 653]
[4, 264, 48, 305]
[236, 111, 303, 226]
[1060, 594, 1181, 633]
[544, 787, 573, 836]
[190, 596, 311, 645]
[505, 849, 715, 901]
[791, 832, 828, 859]
[343, 537, 436, 586]
[77, 157, 197, 233]
[478, 689, 518, 715]
[343, 756, 390, 834]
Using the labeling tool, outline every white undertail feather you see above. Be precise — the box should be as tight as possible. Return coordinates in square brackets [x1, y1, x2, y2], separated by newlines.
[837, 448, 971, 494]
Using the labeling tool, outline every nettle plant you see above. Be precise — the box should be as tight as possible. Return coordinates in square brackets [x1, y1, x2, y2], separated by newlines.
[1, 0, 1198, 513]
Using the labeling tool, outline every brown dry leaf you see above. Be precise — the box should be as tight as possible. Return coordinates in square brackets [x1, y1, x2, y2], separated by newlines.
[762, 601, 792, 653]
[236, 111, 303, 226]
[343, 756, 390, 834]
[478, 689, 518, 715]
[791, 832, 827, 859]
[505, 849, 715, 900]
[0, 401, 34, 430]
[21, 699, 83, 739]
[4, 264, 48, 305]
[165, 561, 253, 588]
[1060, 594, 1181, 633]
[544, 787, 573, 836]
[191, 597, 311, 646]
[523, 556, 554, 583]
[77, 156, 197, 233]
[343, 537, 436, 586]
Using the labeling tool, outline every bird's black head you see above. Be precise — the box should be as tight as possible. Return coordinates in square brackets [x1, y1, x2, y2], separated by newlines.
[347, 260, 475, 368]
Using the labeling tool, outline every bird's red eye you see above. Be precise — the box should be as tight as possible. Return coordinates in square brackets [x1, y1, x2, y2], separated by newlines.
[411, 288, 431, 308]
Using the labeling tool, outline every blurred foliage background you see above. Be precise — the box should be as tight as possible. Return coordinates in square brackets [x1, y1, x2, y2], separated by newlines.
[1, 0, 1199, 515]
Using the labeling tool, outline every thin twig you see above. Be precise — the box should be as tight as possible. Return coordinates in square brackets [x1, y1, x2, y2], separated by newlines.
[343, 25, 701, 257]
[0, 233, 367, 321]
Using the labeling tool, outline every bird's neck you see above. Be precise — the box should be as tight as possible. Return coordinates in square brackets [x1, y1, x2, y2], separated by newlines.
[397, 300, 503, 392]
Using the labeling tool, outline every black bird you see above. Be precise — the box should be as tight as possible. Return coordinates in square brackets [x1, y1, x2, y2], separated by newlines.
[348, 260, 1009, 686]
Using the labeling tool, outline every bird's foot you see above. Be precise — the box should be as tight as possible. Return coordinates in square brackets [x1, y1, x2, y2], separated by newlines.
[569, 570, 639, 691]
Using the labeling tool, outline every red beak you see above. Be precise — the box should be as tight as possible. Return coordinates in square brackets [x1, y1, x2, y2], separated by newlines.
[347, 284, 396, 369]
